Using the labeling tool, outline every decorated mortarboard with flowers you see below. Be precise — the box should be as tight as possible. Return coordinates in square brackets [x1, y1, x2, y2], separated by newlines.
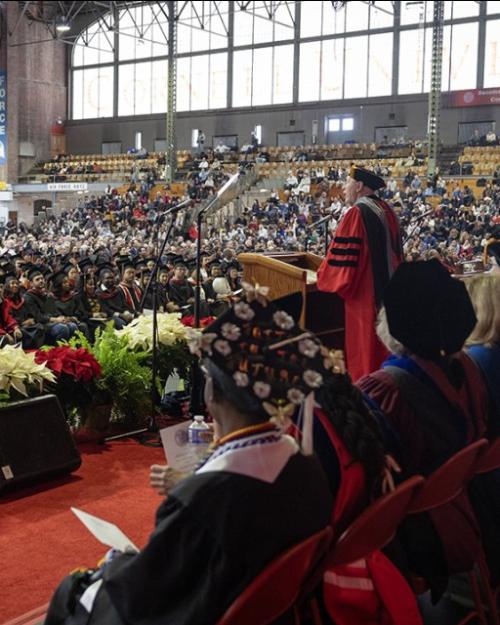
[186, 283, 345, 445]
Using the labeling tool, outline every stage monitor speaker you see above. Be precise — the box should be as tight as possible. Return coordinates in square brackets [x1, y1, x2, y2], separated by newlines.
[0, 395, 81, 493]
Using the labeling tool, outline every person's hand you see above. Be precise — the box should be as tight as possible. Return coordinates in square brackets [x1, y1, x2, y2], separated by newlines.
[2, 333, 14, 345]
[150, 464, 186, 496]
[381, 455, 401, 494]
[13, 328, 23, 341]
[22, 319, 35, 327]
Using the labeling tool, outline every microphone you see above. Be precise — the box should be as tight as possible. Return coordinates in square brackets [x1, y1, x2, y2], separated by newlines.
[199, 172, 241, 216]
[305, 212, 335, 231]
[408, 209, 435, 223]
[163, 198, 194, 215]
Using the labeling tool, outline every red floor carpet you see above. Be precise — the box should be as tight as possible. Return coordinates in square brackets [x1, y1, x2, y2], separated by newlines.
[0, 439, 166, 622]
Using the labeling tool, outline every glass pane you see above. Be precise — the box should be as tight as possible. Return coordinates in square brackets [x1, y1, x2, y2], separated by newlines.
[344, 35, 368, 98]
[398, 28, 427, 94]
[118, 11, 136, 61]
[252, 47, 272, 105]
[151, 22, 169, 58]
[234, 9, 254, 46]
[191, 22, 211, 52]
[82, 68, 100, 118]
[322, 2, 345, 35]
[342, 118, 354, 131]
[345, 2, 369, 32]
[321, 38, 344, 100]
[441, 25, 452, 92]
[484, 19, 500, 88]
[450, 22, 478, 90]
[300, 0, 322, 38]
[73, 41, 84, 67]
[98, 30, 114, 64]
[209, 53, 228, 109]
[118, 64, 136, 116]
[368, 32, 393, 97]
[299, 41, 321, 102]
[84, 26, 100, 66]
[370, 1, 393, 29]
[274, 2, 295, 41]
[487, 1, 500, 14]
[72, 69, 84, 119]
[151, 59, 168, 113]
[232, 49, 252, 106]
[177, 57, 191, 111]
[273, 44, 293, 104]
[422, 28, 433, 93]
[99, 66, 114, 117]
[452, 1, 479, 19]
[329, 118, 340, 132]
[134, 62, 152, 115]
[191, 54, 210, 110]
[253, 3, 274, 45]
[177, 23, 192, 54]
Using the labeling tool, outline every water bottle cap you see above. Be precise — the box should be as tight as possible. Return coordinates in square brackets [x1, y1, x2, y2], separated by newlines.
[194, 415, 205, 422]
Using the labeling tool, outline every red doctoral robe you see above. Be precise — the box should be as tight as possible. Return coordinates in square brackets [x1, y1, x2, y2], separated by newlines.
[317, 195, 403, 381]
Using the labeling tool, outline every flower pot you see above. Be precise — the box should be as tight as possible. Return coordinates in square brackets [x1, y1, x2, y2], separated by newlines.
[82, 403, 113, 432]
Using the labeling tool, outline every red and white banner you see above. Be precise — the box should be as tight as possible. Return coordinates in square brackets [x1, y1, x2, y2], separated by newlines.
[444, 87, 500, 108]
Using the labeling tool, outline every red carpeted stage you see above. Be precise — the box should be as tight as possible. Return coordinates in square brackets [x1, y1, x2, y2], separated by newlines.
[0, 439, 166, 623]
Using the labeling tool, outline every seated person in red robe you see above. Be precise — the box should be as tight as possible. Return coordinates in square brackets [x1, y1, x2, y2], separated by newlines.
[358, 260, 494, 597]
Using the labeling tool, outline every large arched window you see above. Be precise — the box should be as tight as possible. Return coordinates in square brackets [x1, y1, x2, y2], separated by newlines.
[70, 1, 494, 120]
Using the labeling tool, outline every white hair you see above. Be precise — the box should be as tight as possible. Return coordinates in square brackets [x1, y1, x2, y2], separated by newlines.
[376, 307, 408, 357]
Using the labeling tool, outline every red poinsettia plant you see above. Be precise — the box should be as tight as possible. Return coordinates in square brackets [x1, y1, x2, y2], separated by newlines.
[181, 315, 216, 328]
[35, 346, 102, 423]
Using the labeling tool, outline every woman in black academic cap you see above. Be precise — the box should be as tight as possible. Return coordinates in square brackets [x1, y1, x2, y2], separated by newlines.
[358, 259, 498, 595]
[49, 271, 89, 339]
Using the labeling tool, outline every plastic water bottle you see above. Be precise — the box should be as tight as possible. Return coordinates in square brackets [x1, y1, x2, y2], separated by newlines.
[188, 416, 213, 459]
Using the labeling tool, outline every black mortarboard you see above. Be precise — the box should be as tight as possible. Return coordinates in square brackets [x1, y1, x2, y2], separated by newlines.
[173, 256, 187, 268]
[24, 264, 45, 281]
[116, 257, 135, 272]
[383, 260, 477, 359]
[78, 258, 95, 273]
[349, 166, 386, 191]
[96, 263, 115, 280]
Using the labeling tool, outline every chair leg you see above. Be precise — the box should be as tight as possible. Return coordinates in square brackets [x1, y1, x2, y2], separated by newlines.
[467, 570, 489, 625]
[477, 556, 500, 625]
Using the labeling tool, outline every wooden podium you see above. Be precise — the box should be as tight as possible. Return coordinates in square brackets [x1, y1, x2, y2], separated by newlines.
[238, 252, 345, 349]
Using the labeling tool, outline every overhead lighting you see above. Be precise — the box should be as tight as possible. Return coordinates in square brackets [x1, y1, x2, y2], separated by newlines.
[56, 18, 71, 33]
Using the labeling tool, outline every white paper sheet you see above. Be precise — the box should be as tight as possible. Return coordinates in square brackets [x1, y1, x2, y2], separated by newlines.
[159, 421, 205, 473]
[71, 507, 139, 554]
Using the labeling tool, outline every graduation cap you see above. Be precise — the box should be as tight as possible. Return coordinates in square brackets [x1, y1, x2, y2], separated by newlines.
[134, 258, 148, 273]
[172, 256, 188, 269]
[78, 258, 95, 274]
[96, 263, 116, 280]
[116, 257, 135, 273]
[24, 264, 45, 281]
[349, 166, 386, 191]
[383, 259, 477, 359]
[48, 269, 68, 289]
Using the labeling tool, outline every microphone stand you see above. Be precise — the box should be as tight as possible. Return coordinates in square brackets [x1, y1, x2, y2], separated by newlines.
[305, 212, 335, 256]
[190, 173, 241, 415]
[105, 199, 192, 445]
[402, 209, 435, 245]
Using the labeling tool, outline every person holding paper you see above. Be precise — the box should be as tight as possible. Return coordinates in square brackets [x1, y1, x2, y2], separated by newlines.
[45, 288, 334, 625]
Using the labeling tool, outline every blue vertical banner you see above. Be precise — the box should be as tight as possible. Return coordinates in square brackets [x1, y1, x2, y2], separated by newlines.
[0, 72, 7, 165]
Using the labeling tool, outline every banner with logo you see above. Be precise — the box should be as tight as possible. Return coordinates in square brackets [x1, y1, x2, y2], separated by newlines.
[0, 72, 7, 165]
[444, 88, 500, 108]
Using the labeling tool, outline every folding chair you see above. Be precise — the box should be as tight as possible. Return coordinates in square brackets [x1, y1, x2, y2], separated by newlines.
[298, 476, 424, 625]
[216, 526, 332, 625]
[405, 439, 495, 625]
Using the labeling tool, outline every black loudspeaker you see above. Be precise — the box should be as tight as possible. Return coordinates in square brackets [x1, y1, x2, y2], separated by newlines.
[0, 395, 81, 493]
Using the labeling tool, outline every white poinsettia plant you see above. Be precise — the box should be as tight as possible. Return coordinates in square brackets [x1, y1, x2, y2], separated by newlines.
[116, 313, 189, 352]
[0, 345, 56, 398]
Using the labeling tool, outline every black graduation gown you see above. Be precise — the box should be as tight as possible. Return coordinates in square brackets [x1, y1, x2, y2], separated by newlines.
[1, 296, 45, 348]
[45, 452, 331, 625]
[50, 295, 89, 337]
[168, 279, 194, 312]
[97, 288, 129, 318]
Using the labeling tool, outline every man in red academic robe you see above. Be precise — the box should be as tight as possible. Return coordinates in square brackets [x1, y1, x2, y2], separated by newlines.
[317, 167, 403, 381]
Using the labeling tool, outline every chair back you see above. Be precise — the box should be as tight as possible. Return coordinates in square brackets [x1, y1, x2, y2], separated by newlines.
[328, 476, 424, 568]
[408, 439, 488, 514]
[216, 526, 333, 625]
[475, 437, 500, 474]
